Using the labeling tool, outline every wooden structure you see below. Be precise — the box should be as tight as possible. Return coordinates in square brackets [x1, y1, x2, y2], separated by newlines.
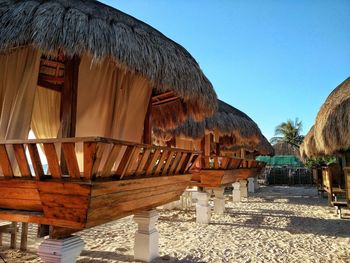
[153, 100, 272, 188]
[301, 77, 350, 214]
[0, 0, 218, 240]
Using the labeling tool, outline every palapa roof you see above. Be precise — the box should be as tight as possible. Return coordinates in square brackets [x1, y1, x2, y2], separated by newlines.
[273, 141, 299, 157]
[313, 77, 350, 155]
[0, 0, 217, 126]
[153, 99, 265, 150]
[256, 135, 275, 156]
[300, 126, 319, 158]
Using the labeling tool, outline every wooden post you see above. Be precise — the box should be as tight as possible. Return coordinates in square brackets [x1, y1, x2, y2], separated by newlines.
[20, 223, 28, 251]
[143, 96, 152, 144]
[60, 55, 80, 174]
[10, 222, 17, 249]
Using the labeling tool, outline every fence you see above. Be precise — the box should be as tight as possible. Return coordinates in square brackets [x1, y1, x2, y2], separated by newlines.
[263, 167, 313, 185]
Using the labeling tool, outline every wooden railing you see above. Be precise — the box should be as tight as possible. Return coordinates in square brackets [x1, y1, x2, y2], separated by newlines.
[0, 137, 199, 181]
[201, 156, 265, 170]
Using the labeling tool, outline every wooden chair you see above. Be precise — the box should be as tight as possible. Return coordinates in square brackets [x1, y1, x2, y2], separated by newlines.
[0, 221, 28, 251]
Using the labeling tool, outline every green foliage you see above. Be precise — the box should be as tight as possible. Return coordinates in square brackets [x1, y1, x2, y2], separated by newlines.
[270, 118, 304, 148]
[304, 156, 336, 169]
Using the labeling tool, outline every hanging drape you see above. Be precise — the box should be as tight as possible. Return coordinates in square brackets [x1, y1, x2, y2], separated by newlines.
[76, 55, 152, 142]
[0, 47, 41, 140]
[75, 55, 152, 170]
[31, 86, 61, 139]
[0, 47, 41, 176]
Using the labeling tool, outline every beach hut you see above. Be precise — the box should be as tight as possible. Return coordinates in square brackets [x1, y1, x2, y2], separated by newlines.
[0, 0, 217, 261]
[301, 77, 350, 216]
[153, 99, 270, 222]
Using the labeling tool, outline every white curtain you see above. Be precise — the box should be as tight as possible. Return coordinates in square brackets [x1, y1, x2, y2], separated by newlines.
[31, 86, 61, 139]
[76, 55, 152, 142]
[0, 47, 41, 140]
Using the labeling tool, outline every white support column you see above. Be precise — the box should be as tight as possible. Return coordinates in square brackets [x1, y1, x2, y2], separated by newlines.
[213, 187, 225, 215]
[254, 176, 259, 191]
[196, 191, 211, 224]
[133, 210, 159, 262]
[248, 177, 255, 193]
[38, 236, 84, 263]
[240, 180, 248, 198]
[232, 182, 241, 202]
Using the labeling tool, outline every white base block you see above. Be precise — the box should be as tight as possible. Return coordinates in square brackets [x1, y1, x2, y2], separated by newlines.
[213, 198, 225, 215]
[196, 192, 211, 224]
[248, 177, 255, 193]
[38, 236, 84, 263]
[213, 188, 225, 215]
[232, 182, 241, 202]
[240, 180, 248, 198]
[134, 210, 159, 262]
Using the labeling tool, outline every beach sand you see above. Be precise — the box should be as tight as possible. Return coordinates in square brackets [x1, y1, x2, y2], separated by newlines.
[0, 185, 349, 263]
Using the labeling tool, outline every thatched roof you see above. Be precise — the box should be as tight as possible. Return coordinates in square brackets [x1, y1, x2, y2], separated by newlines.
[153, 99, 263, 148]
[273, 141, 300, 157]
[300, 126, 320, 158]
[313, 77, 350, 155]
[0, 0, 217, 124]
[255, 135, 275, 156]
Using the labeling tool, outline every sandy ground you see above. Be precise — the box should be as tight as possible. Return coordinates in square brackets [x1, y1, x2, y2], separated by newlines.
[0, 185, 349, 263]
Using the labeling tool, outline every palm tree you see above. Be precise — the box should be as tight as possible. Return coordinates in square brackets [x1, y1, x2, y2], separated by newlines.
[270, 118, 304, 148]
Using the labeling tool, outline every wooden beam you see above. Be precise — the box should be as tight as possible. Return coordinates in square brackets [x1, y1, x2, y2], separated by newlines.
[143, 96, 152, 144]
[60, 55, 80, 174]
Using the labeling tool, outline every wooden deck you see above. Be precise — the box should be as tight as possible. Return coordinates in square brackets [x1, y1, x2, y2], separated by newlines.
[0, 137, 199, 238]
[191, 156, 265, 188]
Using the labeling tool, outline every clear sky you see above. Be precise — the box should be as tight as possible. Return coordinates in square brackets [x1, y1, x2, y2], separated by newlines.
[101, 0, 350, 140]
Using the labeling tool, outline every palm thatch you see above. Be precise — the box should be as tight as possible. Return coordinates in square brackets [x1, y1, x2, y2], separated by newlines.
[153, 99, 263, 149]
[313, 77, 350, 155]
[0, 0, 217, 124]
[255, 134, 275, 156]
[273, 141, 300, 157]
[300, 126, 320, 158]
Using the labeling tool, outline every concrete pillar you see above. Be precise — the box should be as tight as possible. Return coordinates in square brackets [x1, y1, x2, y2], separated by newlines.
[38, 236, 84, 263]
[213, 187, 225, 215]
[196, 191, 211, 224]
[232, 182, 241, 202]
[248, 177, 255, 193]
[133, 210, 159, 262]
[240, 180, 248, 198]
[254, 177, 259, 191]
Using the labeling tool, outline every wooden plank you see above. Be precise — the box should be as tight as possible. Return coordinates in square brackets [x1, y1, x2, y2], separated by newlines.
[0, 210, 84, 229]
[116, 146, 136, 179]
[145, 149, 161, 175]
[101, 144, 123, 177]
[90, 181, 188, 210]
[169, 152, 183, 175]
[0, 199, 42, 211]
[135, 149, 151, 176]
[83, 142, 97, 179]
[162, 151, 175, 176]
[0, 145, 13, 177]
[0, 187, 41, 200]
[42, 205, 87, 224]
[175, 153, 189, 174]
[39, 193, 89, 209]
[154, 150, 169, 176]
[91, 174, 191, 197]
[13, 144, 31, 177]
[62, 142, 80, 178]
[183, 154, 198, 173]
[36, 181, 91, 196]
[43, 143, 61, 178]
[213, 156, 220, 169]
[28, 144, 44, 180]
[0, 179, 38, 189]
[87, 190, 185, 228]
[20, 222, 28, 251]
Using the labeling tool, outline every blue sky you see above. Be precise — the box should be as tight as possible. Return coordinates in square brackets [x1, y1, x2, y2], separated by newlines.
[101, 0, 350, 140]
